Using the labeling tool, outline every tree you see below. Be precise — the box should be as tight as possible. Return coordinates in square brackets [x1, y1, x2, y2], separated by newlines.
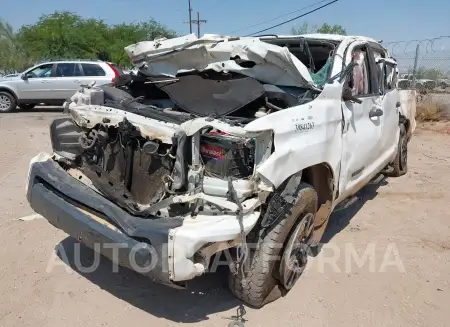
[316, 23, 346, 35]
[291, 22, 347, 35]
[19, 12, 110, 61]
[17, 11, 177, 67]
[0, 19, 30, 73]
[106, 20, 177, 67]
[414, 67, 443, 80]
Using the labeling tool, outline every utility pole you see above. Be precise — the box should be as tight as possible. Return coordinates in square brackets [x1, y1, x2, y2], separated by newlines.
[188, 0, 193, 34]
[191, 12, 207, 38]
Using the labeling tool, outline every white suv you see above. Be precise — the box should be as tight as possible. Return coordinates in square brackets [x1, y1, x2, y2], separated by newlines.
[0, 60, 123, 112]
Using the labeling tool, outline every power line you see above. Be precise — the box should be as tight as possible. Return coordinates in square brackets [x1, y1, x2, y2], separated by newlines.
[244, 0, 339, 37]
[230, 0, 331, 34]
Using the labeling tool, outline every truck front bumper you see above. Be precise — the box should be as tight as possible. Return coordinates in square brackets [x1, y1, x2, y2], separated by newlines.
[27, 157, 184, 287]
[26, 155, 260, 284]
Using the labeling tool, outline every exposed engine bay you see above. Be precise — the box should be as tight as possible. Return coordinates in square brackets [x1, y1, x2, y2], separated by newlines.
[94, 71, 317, 125]
[66, 34, 337, 126]
[51, 115, 258, 218]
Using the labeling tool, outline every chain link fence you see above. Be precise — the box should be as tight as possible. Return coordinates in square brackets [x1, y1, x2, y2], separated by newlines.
[385, 37, 450, 120]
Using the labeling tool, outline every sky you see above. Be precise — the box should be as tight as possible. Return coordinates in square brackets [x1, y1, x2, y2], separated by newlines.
[2, 0, 450, 47]
[2, 0, 450, 42]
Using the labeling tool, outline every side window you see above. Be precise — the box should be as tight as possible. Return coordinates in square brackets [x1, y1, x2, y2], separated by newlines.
[350, 49, 370, 96]
[26, 64, 53, 78]
[81, 63, 106, 76]
[55, 63, 78, 77]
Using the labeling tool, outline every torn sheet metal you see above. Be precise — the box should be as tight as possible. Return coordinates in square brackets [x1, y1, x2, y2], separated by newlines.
[124, 34, 314, 88]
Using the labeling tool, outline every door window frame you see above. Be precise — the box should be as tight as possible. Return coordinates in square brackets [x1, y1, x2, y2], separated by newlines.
[344, 41, 384, 98]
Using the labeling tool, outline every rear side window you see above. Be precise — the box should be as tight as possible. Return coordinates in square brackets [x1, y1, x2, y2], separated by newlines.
[55, 63, 82, 77]
[82, 63, 106, 76]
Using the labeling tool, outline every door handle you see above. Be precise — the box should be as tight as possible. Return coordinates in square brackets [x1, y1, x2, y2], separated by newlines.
[369, 107, 383, 118]
[73, 80, 80, 83]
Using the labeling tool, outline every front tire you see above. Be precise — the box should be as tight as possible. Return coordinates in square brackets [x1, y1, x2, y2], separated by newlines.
[0, 91, 17, 113]
[228, 180, 317, 308]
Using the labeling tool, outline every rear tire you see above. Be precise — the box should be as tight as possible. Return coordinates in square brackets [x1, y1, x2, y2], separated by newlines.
[19, 104, 36, 110]
[0, 91, 17, 113]
[228, 180, 317, 308]
[387, 124, 408, 177]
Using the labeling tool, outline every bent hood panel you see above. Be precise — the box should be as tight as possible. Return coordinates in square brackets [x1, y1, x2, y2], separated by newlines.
[124, 34, 314, 88]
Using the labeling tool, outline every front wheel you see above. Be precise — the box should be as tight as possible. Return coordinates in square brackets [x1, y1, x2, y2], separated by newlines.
[0, 92, 17, 113]
[228, 180, 317, 308]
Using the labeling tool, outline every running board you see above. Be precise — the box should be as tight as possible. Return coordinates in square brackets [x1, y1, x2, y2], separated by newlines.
[369, 173, 385, 185]
[334, 196, 358, 212]
[380, 166, 394, 175]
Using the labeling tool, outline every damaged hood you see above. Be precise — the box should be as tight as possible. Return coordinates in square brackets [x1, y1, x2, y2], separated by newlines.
[124, 33, 314, 88]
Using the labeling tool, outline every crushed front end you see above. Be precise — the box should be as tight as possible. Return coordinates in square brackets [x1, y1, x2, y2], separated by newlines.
[27, 90, 275, 284]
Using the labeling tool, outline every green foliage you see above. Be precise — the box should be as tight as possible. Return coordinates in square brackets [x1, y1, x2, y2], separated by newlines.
[1, 11, 177, 73]
[0, 19, 31, 73]
[291, 22, 347, 35]
[414, 67, 444, 80]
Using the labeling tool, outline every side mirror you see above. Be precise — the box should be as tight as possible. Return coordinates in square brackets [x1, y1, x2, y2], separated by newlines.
[21, 73, 28, 80]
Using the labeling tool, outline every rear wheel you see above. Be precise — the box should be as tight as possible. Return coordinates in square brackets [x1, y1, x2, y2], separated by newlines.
[19, 104, 36, 110]
[228, 180, 317, 308]
[387, 124, 408, 177]
[0, 92, 16, 113]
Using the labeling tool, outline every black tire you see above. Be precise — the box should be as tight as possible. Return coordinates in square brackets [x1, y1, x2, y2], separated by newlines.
[388, 124, 408, 177]
[228, 180, 318, 308]
[19, 104, 36, 110]
[0, 91, 17, 113]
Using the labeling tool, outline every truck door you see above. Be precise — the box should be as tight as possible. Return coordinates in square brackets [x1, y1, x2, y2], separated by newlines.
[372, 52, 400, 166]
[338, 42, 384, 201]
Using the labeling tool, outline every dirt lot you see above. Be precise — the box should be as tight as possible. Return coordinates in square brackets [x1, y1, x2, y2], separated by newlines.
[0, 109, 449, 327]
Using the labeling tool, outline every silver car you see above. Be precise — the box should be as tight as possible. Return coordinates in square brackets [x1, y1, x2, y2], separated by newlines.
[0, 60, 123, 112]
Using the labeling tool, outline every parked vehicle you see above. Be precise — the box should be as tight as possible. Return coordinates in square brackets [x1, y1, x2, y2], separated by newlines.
[26, 33, 415, 307]
[0, 60, 123, 112]
[437, 78, 450, 89]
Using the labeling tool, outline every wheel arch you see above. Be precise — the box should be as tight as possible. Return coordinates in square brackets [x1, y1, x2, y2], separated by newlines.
[300, 163, 335, 243]
[0, 87, 18, 100]
[399, 114, 412, 141]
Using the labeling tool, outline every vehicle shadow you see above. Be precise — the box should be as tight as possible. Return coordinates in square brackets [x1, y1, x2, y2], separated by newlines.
[27, 106, 64, 113]
[57, 238, 241, 323]
[321, 175, 389, 244]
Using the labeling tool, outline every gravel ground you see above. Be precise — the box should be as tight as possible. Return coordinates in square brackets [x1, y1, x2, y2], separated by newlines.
[0, 109, 449, 327]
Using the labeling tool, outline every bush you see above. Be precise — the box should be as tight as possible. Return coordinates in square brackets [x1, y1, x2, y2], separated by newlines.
[416, 102, 447, 122]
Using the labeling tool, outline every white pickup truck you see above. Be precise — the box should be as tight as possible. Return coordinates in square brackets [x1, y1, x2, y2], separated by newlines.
[26, 33, 415, 308]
